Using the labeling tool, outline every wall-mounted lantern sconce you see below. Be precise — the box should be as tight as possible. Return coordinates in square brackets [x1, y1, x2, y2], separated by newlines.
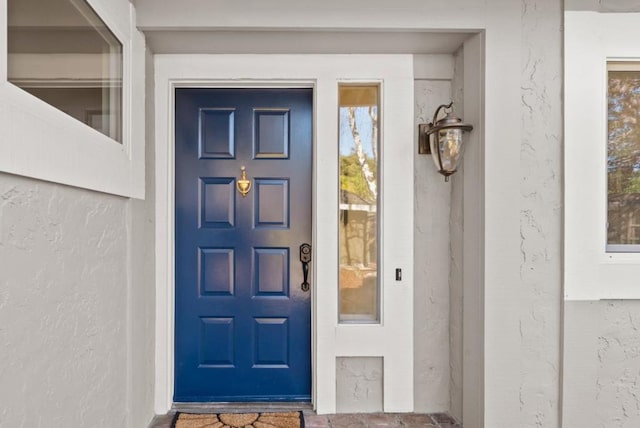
[418, 102, 473, 182]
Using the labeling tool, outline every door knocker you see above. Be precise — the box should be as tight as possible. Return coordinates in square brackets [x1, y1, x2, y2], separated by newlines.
[236, 166, 252, 197]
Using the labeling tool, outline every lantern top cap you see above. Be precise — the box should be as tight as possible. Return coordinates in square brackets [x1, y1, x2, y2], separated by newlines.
[425, 102, 473, 135]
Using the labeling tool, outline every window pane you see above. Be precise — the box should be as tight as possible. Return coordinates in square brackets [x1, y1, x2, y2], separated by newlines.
[608, 63, 640, 248]
[8, 0, 123, 142]
[338, 85, 380, 322]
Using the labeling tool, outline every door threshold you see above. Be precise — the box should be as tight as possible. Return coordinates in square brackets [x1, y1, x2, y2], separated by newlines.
[172, 402, 313, 414]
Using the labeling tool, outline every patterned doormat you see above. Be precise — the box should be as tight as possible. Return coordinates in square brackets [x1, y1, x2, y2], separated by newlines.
[171, 411, 304, 428]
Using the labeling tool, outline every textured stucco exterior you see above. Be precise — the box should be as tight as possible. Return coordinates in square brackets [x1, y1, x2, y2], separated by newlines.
[564, 301, 640, 428]
[127, 48, 156, 428]
[335, 357, 384, 413]
[565, 0, 640, 12]
[518, 1, 563, 426]
[0, 174, 129, 427]
[414, 78, 453, 414]
[0, 168, 155, 428]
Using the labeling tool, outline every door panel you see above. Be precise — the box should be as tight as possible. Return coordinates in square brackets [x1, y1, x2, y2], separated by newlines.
[175, 88, 312, 402]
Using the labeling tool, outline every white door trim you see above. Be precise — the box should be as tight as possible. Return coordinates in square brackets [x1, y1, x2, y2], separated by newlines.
[153, 74, 316, 413]
[154, 54, 415, 414]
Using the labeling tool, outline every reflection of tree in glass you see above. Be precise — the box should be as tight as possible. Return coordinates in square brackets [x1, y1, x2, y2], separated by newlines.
[338, 90, 379, 319]
[608, 70, 640, 245]
[608, 71, 640, 194]
[340, 154, 377, 203]
[340, 106, 378, 203]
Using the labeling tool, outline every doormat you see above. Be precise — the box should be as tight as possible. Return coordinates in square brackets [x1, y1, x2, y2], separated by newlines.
[171, 411, 304, 428]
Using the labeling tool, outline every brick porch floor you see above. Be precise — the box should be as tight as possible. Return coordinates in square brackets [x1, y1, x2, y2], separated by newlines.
[149, 411, 462, 427]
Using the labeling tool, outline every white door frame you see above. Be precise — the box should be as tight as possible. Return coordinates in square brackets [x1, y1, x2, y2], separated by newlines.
[154, 54, 415, 414]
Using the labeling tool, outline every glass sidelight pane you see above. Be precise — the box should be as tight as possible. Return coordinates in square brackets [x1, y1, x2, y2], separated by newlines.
[338, 84, 380, 322]
[7, 0, 123, 142]
[607, 62, 640, 251]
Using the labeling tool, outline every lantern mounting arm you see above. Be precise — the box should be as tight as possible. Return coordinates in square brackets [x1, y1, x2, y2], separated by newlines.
[418, 101, 454, 155]
[428, 102, 454, 136]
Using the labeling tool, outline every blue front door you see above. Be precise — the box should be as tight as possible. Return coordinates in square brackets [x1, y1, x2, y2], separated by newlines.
[174, 88, 312, 402]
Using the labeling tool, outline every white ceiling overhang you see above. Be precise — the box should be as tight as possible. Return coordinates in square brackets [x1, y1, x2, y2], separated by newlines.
[143, 29, 473, 55]
[132, 0, 480, 55]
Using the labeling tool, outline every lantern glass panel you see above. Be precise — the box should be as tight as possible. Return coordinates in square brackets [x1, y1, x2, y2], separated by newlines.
[437, 128, 464, 173]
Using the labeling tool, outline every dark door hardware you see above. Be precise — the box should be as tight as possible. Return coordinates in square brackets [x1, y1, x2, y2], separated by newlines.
[300, 243, 312, 292]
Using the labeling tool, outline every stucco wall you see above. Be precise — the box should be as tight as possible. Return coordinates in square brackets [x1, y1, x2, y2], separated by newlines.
[0, 174, 129, 427]
[518, 1, 563, 426]
[335, 357, 384, 413]
[564, 301, 640, 428]
[127, 48, 156, 428]
[565, 0, 640, 12]
[0, 165, 155, 428]
[414, 78, 453, 413]
[449, 46, 464, 423]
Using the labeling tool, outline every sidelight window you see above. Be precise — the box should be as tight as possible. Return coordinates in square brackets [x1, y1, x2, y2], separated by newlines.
[338, 84, 380, 323]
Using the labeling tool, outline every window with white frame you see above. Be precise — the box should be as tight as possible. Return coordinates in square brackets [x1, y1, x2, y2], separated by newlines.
[565, 11, 640, 299]
[0, 0, 144, 199]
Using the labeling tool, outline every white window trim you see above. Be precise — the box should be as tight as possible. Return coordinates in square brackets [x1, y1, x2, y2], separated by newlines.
[565, 11, 640, 299]
[0, 0, 145, 199]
